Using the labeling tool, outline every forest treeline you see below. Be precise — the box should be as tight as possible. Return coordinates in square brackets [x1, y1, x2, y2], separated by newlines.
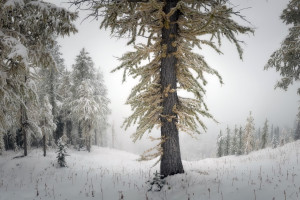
[217, 112, 300, 157]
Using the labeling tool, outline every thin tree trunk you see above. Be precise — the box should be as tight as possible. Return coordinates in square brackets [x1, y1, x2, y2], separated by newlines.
[160, 0, 184, 177]
[94, 129, 98, 146]
[43, 135, 46, 157]
[21, 105, 28, 157]
[78, 121, 83, 149]
[49, 68, 57, 145]
[112, 123, 115, 149]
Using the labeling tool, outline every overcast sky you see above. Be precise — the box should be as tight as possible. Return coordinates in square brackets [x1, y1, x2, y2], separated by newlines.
[53, 0, 298, 159]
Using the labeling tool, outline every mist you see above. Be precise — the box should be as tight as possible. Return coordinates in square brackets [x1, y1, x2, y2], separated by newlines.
[55, 0, 298, 159]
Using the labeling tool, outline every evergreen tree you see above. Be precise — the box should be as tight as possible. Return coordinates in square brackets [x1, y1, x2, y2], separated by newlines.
[280, 128, 290, 146]
[92, 69, 110, 147]
[0, 0, 77, 156]
[69, 80, 99, 152]
[231, 125, 238, 155]
[69, 49, 110, 151]
[70, 48, 95, 149]
[265, 0, 300, 95]
[237, 126, 244, 155]
[294, 107, 300, 141]
[272, 134, 278, 149]
[216, 130, 223, 158]
[57, 71, 73, 144]
[40, 96, 56, 157]
[72, 48, 95, 89]
[261, 119, 268, 149]
[224, 126, 231, 156]
[254, 127, 261, 150]
[72, 0, 253, 176]
[244, 112, 255, 154]
[38, 41, 68, 143]
[269, 124, 274, 145]
[111, 122, 116, 148]
[56, 137, 69, 167]
[295, 121, 300, 141]
[272, 126, 280, 148]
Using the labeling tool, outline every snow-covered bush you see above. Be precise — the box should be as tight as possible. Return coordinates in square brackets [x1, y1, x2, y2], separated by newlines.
[147, 171, 166, 192]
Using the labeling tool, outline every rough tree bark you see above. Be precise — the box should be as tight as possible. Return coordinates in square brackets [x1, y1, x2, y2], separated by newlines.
[43, 135, 46, 157]
[21, 104, 28, 156]
[21, 75, 28, 157]
[160, 0, 184, 177]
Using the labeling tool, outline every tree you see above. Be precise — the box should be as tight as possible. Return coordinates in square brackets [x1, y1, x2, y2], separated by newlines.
[280, 128, 290, 146]
[0, 0, 77, 156]
[69, 80, 99, 152]
[111, 122, 116, 148]
[38, 41, 68, 144]
[231, 125, 238, 155]
[40, 96, 56, 156]
[254, 127, 261, 150]
[294, 107, 300, 141]
[295, 121, 300, 141]
[272, 133, 278, 149]
[269, 124, 274, 145]
[237, 126, 244, 155]
[72, 0, 252, 177]
[265, 0, 300, 94]
[69, 49, 110, 151]
[57, 70, 73, 144]
[224, 126, 231, 156]
[70, 48, 95, 149]
[261, 119, 268, 149]
[92, 69, 110, 147]
[216, 130, 223, 157]
[272, 126, 280, 148]
[244, 112, 255, 154]
[56, 137, 69, 167]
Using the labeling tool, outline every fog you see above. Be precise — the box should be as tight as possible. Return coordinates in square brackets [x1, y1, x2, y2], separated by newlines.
[54, 0, 298, 159]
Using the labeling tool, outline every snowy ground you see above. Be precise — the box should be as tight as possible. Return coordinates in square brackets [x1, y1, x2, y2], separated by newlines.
[1, 141, 300, 200]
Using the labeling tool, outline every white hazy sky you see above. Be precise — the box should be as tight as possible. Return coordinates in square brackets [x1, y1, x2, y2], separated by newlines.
[52, 0, 299, 159]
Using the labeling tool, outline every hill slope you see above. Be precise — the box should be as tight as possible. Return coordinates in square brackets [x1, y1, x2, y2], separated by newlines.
[1, 141, 300, 200]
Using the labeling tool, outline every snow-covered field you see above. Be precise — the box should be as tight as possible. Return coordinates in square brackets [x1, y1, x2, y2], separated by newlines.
[1, 141, 300, 200]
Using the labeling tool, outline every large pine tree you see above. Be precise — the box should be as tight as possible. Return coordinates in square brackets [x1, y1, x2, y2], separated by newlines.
[38, 41, 67, 144]
[265, 0, 300, 94]
[72, 0, 253, 176]
[57, 70, 73, 144]
[69, 49, 110, 151]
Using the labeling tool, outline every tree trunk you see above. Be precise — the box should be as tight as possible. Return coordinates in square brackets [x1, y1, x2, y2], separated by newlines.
[87, 135, 91, 152]
[160, 0, 184, 177]
[49, 68, 58, 145]
[21, 105, 28, 157]
[66, 120, 73, 144]
[43, 135, 46, 157]
[55, 115, 64, 144]
[94, 129, 98, 146]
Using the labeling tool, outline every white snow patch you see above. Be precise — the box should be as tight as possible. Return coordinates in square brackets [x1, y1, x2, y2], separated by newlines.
[0, 141, 300, 200]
